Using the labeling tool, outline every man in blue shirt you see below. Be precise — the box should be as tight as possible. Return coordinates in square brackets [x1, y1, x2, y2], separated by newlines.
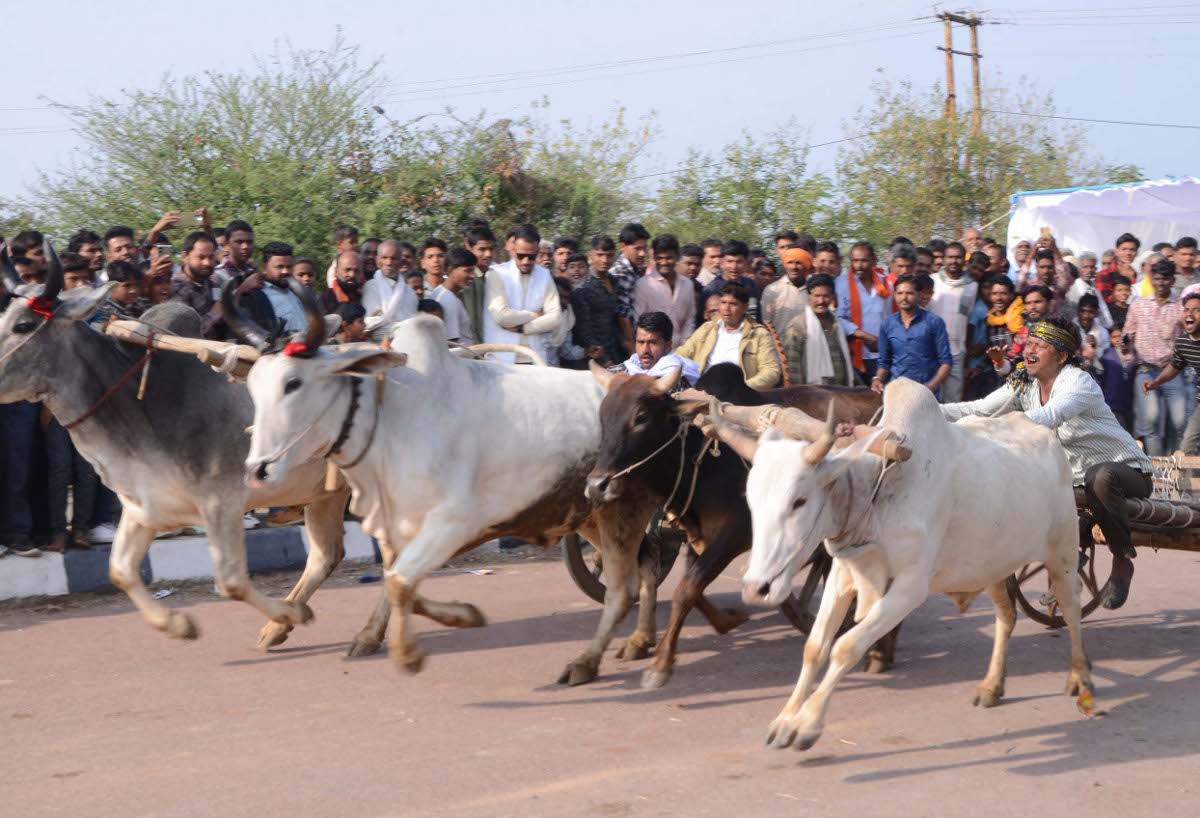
[871, 274, 953, 395]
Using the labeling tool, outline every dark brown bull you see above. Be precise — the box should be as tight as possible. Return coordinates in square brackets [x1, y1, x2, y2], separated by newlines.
[585, 362, 894, 687]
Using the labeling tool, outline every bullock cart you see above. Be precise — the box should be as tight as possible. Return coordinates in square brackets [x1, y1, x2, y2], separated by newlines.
[1010, 453, 1200, 627]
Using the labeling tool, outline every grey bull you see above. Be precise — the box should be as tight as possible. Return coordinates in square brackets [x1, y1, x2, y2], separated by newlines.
[0, 245, 472, 646]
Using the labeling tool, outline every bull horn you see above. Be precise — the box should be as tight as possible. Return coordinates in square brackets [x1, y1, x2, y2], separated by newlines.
[0, 241, 20, 292]
[41, 239, 63, 302]
[220, 279, 272, 352]
[802, 402, 837, 466]
[672, 387, 711, 405]
[719, 403, 770, 431]
[708, 398, 759, 461]
[287, 275, 326, 352]
[650, 364, 682, 395]
[860, 428, 913, 462]
[775, 407, 831, 442]
[590, 359, 616, 391]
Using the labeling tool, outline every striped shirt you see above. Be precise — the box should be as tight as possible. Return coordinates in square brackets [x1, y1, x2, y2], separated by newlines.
[942, 365, 1151, 485]
[1171, 334, 1200, 399]
[1124, 293, 1182, 368]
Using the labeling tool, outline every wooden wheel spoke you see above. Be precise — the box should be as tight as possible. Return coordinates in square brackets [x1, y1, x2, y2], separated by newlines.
[1016, 563, 1047, 585]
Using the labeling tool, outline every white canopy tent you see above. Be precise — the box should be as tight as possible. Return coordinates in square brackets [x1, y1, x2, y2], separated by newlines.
[1007, 177, 1200, 257]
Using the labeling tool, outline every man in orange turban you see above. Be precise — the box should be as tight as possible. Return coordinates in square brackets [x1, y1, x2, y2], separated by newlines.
[762, 246, 813, 334]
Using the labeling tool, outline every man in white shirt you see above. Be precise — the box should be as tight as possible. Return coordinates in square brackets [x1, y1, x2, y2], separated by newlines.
[698, 239, 722, 287]
[484, 224, 562, 362]
[619, 311, 701, 386]
[432, 248, 478, 344]
[632, 233, 696, 344]
[362, 239, 418, 336]
[929, 241, 977, 401]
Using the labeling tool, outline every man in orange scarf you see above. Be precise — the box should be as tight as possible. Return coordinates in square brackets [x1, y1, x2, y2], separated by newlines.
[835, 241, 891, 382]
[319, 251, 363, 315]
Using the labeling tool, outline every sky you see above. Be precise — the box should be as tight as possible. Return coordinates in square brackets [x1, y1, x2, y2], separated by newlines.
[2, 0, 1197, 214]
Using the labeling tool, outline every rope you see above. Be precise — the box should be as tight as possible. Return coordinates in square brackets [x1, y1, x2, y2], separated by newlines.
[62, 343, 156, 430]
[335, 375, 386, 470]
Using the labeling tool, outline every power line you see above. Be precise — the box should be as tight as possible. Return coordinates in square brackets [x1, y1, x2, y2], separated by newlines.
[986, 109, 1200, 129]
[374, 17, 931, 94]
[628, 135, 867, 183]
[1013, 2, 1200, 12]
[377, 27, 933, 105]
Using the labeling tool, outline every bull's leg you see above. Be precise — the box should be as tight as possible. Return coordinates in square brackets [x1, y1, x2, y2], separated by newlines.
[767, 559, 855, 745]
[682, 545, 750, 635]
[615, 538, 661, 662]
[1048, 551, 1094, 699]
[201, 505, 313, 627]
[642, 530, 747, 689]
[109, 516, 198, 639]
[863, 622, 903, 674]
[257, 491, 349, 650]
[381, 514, 485, 673]
[771, 565, 928, 752]
[346, 536, 485, 658]
[557, 508, 653, 686]
[973, 580, 1017, 707]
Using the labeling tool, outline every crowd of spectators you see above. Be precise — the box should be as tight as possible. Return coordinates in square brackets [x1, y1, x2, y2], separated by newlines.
[4, 209, 1200, 558]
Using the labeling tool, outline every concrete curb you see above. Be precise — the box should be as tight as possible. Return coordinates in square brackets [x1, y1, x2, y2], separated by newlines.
[0, 522, 380, 601]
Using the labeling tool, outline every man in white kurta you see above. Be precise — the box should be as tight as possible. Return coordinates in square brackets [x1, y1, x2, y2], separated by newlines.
[483, 228, 562, 362]
[362, 239, 418, 337]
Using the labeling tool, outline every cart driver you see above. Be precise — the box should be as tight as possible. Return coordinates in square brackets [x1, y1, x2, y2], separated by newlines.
[940, 317, 1153, 609]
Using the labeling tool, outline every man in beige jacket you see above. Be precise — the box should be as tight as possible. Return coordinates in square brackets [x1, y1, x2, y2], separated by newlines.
[676, 281, 782, 389]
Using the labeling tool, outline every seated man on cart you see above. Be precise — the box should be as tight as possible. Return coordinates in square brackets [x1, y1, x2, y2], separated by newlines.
[940, 317, 1153, 609]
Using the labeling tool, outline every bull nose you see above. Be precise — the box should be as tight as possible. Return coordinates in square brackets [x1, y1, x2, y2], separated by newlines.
[585, 474, 611, 503]
[247, 460, 271, 485]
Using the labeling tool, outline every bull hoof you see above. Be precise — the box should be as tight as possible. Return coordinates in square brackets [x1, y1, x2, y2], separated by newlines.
[256, 621, 293, 651]
[346, 635, 382, 658]
[164, 611, 199, 640]
[863, 655, 892, 675]
[794, 732, 821, 752]
[766, 715, 798, 749]
[455, 604, 487, 629]
[392, 642, 427, 674]
[291, 601, 315, 625]
[1065, 673, 1093, 698]
[709, 608, 750, 635]
[556, 660, 598, 686]
[640, 667, 672, 689]
[616, 637, 653, 661]
[972, 685, 1003, 708]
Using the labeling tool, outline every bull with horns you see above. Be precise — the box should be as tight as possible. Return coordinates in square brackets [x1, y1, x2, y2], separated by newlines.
[702, 378, 1094, 751]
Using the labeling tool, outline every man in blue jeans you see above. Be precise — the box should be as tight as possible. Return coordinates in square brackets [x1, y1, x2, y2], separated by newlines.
[871, 274, 954, 397]
[1126, 260, 1186, 455]
[1, 401, 42, 558]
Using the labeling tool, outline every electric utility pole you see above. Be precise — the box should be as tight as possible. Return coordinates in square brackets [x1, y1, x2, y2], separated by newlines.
[937, 11, 984, 134]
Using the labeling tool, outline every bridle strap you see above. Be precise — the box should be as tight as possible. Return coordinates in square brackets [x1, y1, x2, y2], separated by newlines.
[325, 377, 362, 458]
[62, 336, 157, 431]
[334, 375, 385, 470]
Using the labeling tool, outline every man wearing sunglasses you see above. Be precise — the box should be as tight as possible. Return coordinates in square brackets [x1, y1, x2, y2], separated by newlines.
[483, 223, 563, 363]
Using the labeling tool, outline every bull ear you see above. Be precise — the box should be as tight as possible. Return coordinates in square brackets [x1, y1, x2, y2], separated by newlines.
[56, 282, 116, 322]
[327, 343, 408, 377]
[590, 360, 616, 391]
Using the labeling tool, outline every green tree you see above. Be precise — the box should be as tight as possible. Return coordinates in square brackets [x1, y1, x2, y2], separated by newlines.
[834, 78, 1143, 247]
[646, 123, 839, 245]
[32, 35, 383, 263]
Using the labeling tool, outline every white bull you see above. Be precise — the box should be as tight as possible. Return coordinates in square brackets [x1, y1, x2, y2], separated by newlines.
[712, 378, 1093, 751]
[240, 313, 656, 683]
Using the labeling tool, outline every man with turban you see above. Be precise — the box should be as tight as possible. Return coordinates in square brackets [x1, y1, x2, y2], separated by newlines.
[761, 246, 813, 336]
[942, 316, 1153, 610]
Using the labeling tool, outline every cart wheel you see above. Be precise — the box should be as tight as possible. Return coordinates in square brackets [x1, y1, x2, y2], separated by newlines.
[1008, 543, 1104, 628]
[562, 522, 680, 605]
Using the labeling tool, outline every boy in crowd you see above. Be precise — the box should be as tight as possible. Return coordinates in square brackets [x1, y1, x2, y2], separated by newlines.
[405, 270, 425, 297]
[292, 257, 317, 291]
[335, 302, 368, 344]
[432, 248, 478, 345]
[90, 261, 148, 325]
[1109, 275, 1132, 326]
[420, 237, 448, 294]
[1101, 324, 1137, 432]
[564, 253, 589, 286]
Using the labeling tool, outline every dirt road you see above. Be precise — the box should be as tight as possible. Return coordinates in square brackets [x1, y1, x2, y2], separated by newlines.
[3, 550, 1198, 817]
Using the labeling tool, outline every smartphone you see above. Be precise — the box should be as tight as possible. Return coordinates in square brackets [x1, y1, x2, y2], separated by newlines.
[155, 243, 174, 258]
[1040, 226, 1052, 240]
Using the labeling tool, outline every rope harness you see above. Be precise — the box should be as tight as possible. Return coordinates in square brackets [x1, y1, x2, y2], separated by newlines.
[62, 335, 157, 431]
[603, 417, 724, 525]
